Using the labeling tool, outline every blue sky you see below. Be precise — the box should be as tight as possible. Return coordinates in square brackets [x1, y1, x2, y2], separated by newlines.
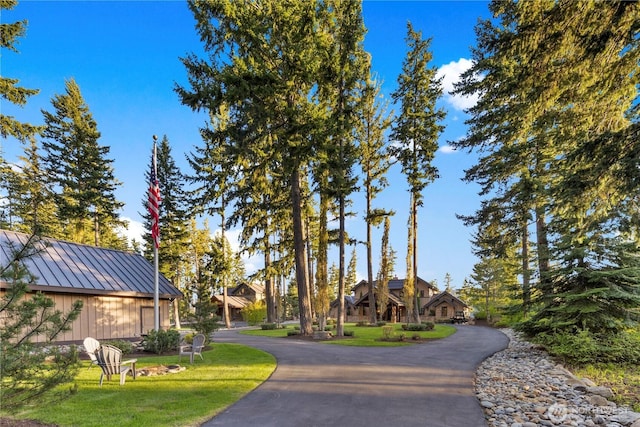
[2, 1, 491, 290]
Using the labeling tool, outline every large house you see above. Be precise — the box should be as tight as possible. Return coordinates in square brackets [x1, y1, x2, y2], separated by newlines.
[423, 290, 471, 323]
[0, 230, 182, 343]
[212, 282, 265, 321]
[330, 277, 470, 323]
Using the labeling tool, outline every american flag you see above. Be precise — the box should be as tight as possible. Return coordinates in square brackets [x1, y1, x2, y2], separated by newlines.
[148, 142, 161, 249]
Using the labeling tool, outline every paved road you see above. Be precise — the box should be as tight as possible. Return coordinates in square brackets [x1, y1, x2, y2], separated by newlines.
[202, 325, 509, 427]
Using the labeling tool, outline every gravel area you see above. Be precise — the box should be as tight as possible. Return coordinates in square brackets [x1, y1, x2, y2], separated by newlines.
[475, 329, 640, 427]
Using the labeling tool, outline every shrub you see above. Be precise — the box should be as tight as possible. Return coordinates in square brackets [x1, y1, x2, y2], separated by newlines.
[381, 326, 394, 340]
[287, 330, 300, 336]
[376, 321, 387, 327]
[326, 319, 335, 325]
[356, 321, 368, 327]
[142, 329, 180, 354]
[187, 299, 221, 338]
[182, 333, 194, 344]
[242, 300, 267, 326]
[411, 333, 421, 340]
[261, 323, 277, 330]
[533, 329, 640, 365]
[421, 321, 435, 330]
[402, 323, 432, 331]
[103, 339, 133, 355]
[343, 330, 355, 337]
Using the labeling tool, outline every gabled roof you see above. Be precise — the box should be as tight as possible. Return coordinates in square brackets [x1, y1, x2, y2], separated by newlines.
[212, 294, 252, 309]
[330, 295, 357, 309]
[0, 230, 181, 299]
[353, 291, 404, 307]
[230, 282, 265, 296]
[353, 277, 437, 293]
[422, 291, 469, 309]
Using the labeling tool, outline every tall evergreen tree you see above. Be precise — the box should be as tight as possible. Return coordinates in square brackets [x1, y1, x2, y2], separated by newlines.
[357, 72, 394, 324]
[375, 216, 395, 321]
[0, 0, 41, 143]
[390, 22, 445, 323]
[12, 139, 60, 236]
[453, 0, 640, 337]
[178, 0, 337, 335]
[41, 78, 124, 247]
[317, 0, 368, 336]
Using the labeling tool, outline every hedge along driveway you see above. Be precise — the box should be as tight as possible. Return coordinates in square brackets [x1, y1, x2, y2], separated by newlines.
[9, 343, 276, 427]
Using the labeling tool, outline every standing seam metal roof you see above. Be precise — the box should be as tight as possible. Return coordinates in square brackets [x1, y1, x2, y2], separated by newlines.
[0, 230, 181, 298]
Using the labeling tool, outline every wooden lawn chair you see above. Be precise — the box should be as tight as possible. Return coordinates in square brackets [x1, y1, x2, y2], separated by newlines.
[179, 333, 206, 364]
[83, 337, 100, 369]
[95, 344, 137, 386]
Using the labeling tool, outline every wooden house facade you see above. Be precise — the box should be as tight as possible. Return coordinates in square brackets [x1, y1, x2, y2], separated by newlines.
[0, 230, 181, 343]
[331, 277, 438, 322]
[212, 282, 265, 321]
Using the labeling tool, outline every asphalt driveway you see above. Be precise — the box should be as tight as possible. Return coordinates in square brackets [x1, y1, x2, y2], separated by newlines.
[202, 325, 509, 427]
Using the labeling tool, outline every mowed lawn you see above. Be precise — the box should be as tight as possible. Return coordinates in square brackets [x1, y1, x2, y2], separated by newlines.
[5, 323, 457, 426]
[6, 343, 276, 427]
[242, 322, 457, 346]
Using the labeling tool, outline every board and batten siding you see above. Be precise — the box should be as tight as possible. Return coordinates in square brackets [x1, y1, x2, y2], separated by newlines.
[1, 290, 171, 343]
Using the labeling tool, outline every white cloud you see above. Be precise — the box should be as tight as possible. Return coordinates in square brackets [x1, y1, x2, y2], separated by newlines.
[121, 216, 144, 246]
[436, 58, 479, 111]
[438, 145, 457, 154]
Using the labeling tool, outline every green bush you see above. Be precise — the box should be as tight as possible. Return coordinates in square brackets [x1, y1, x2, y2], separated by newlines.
[376, 321, 387, 327]
[421, 321, 435, 330]
[287, 330, 300, 336]
[343, 330, 355, 337]
[103, 339, 133, 355]
[142, 329, 180, 354]
[182, 333, 194, 344]
[402, 323, 432, 331]
[534, 329, 640, 365]
[261, 323, 277, 330]
[242, 300, 267, 326]
[381, 326, 394, 340]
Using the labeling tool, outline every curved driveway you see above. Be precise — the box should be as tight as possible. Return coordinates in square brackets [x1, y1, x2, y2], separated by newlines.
[202, 325, 508, 427]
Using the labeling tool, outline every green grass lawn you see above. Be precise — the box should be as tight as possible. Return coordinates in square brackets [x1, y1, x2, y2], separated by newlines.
[242, 322, 456, 346]
[4, 343, 276, 427]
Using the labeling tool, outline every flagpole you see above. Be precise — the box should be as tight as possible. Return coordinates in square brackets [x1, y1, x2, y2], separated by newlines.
[152, 135, 160, 331]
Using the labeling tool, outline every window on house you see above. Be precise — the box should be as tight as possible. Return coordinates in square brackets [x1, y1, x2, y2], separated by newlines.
[441, 306, 448, 317]
[419, 290, 424, 297]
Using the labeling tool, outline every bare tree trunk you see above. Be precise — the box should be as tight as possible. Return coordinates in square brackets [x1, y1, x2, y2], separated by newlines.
[291, 165, 313, 335]
[521, 221, 531, 317]
[366, 196, 377, 325]
[337, 193, 346, 337]
[264, 248, 276, 323]
[413, 194, 421, 323]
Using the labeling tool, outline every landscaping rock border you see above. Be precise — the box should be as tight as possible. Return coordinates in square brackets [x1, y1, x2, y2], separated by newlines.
[475, 329, 640, 427]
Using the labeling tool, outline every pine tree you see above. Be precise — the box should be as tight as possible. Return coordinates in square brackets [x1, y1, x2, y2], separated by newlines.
[0, 0, 41, 143]
[375, 216, 395, 321]
[0, 234, 83, 411]
[41, 78, 124, 247]
[454, 0, 640, 337]
[391, 22, 445, 323]
[357, 72, 394, 325]
[178, 0, 345, 336]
